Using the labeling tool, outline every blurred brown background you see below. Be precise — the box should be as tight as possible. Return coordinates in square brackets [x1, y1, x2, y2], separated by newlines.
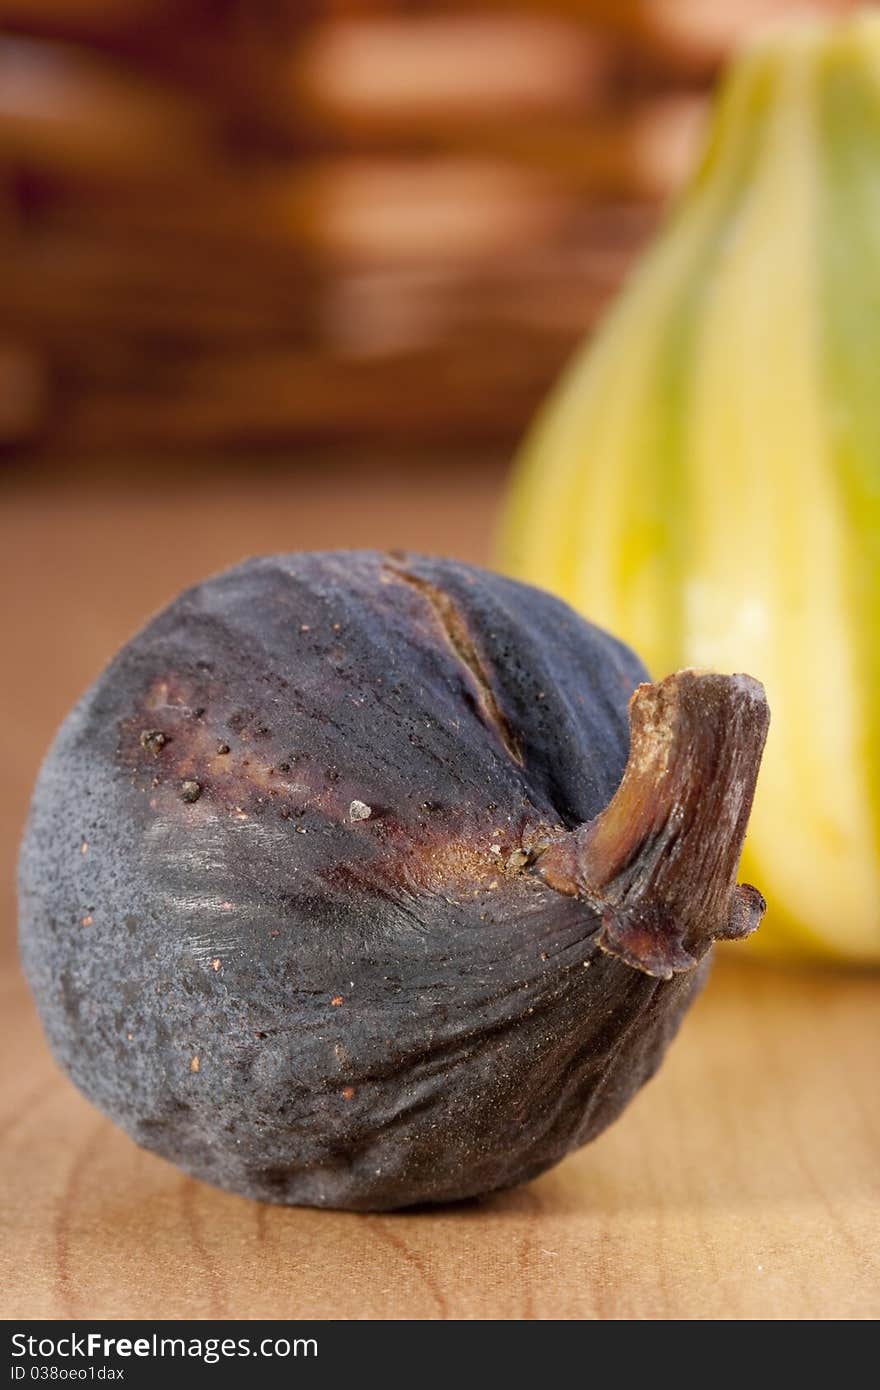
[0, 0, 861, 457]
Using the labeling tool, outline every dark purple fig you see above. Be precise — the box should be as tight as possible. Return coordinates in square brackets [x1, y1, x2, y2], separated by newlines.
[18, 552, 769, 1210]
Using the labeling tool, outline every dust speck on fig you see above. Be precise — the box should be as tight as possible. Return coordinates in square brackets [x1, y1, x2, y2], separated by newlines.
[139, 729, 167, 754]
[349, 799, 371, 822]
[341, 1087, 356, 1101]
[180, 780, 202, 803]
[507, 849, 532, 871]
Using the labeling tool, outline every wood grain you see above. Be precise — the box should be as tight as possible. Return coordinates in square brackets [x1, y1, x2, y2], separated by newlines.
[1, 461, 878, 1321]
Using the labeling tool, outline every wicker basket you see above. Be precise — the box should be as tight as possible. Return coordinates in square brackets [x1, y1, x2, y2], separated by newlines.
[0, 0, 856, 455]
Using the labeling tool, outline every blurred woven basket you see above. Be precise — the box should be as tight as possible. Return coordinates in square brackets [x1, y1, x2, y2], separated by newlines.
[0, 0, 857, 456]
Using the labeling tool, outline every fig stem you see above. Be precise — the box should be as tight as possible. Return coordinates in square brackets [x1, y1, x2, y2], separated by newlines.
[536, 670, 770, 979]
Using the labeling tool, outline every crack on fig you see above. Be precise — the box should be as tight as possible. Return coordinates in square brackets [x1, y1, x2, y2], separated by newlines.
[385, 563, 524, 768]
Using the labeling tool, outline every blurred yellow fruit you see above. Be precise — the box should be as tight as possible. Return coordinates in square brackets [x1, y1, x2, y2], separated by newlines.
[499, 12, 880, 964]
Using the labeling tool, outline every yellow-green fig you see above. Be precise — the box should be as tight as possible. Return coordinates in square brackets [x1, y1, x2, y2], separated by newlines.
[499, 13, 880, 964]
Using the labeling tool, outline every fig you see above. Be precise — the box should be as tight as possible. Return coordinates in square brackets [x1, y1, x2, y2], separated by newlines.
[18, 552, 769, 1210]
[499, 13, 880, 963]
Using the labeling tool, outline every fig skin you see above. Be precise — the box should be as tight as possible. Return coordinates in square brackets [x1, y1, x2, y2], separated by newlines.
[18, 551, 768, 1210]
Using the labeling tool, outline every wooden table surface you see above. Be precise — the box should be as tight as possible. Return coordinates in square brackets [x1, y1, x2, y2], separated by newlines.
[2, 459, 878, 1321]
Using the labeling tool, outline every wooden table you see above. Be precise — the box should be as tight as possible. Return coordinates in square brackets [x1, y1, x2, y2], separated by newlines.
[2, 460, 878, 1321]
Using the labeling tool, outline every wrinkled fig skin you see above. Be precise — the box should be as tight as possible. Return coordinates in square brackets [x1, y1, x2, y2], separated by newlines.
[19, 552, 768, 1210]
